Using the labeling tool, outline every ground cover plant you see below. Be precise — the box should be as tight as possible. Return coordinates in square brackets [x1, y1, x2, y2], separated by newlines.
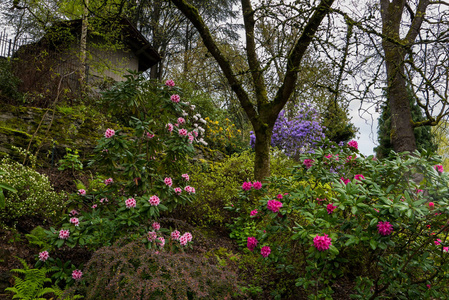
[230, 139, 449, 299]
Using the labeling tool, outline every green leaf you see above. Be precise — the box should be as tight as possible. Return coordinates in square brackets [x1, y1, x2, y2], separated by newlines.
[0, 183, 17, 193]
[370, 217, 378, 226]
[0, 189, 4, 209]
[370, 239, 377, 250]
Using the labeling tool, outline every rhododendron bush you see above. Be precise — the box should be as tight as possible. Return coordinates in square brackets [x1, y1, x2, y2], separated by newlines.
[230, 140, 449, 298]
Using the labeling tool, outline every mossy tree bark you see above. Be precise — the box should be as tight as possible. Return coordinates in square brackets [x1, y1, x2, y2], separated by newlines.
[171, 0, 335, 180]
[380, 0, 428, 153]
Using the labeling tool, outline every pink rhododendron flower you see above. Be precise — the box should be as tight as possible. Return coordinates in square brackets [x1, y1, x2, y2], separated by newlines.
[174, 187, 182, 195]
[182, 173, 189, 181]
[100, 198, 108, 203]
[416, 189, 423, 194]
[183, 232, 193, 242]
[171, 230, 180, 240]
[157, 236, 165, 247]
[78, 189, 86, 196]
[247, 237, 258, 252]
[253, 181, 262, 190]
[59, 229, 70, 239]
[70, 210, 78, 216]
[179, 234, 189, 246]
[152, 222, 161, 231]
[165, 79, 175, 87]
[242, 181, 253, 191]
[171, 94, 180, 103]
[184, 186, 195, 194]
[179, 128, 188, 136]
[348, 140, 358, 150]
[166, 123, 174, 132]
[70, 218, 79, 226]
[444, 247, 449, 253]
[276, 194, 283, 200]
[125, 198, 136, 208]
[325, 154, 333, 159]
[427, 284, 431, 289]
[187, 133, 194, 143]
[303, 159, 314, 169]
[434, 165, 444, 173]
[250, 210, 258, 217]
[177, 117, 185, 124]
[354, 174, 365, 181]
[104, 178, 113, 185]
[327, 203, 337, 214]
[72, 269, 82, 280]
[91, 204, 97, 209]
[435, 239, 442, 246]
[39, 251, 49, 262]
[146, 132, 155, 139]
[149, 195, 160, 206]
[261, 246, 271, 258]
[429, 202, 435, 209]
[377, 221, 393, 236]
[147, 231, 157, 242]
[340, 177, 350, 185]
[164, 177, 173, 187]
[313, 234, 332, 251]
[104, 128, 115, 138]
[267, 199, 283, 213]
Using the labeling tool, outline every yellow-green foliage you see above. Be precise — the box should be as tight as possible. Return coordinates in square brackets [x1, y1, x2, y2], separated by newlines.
[0, 157, 66, 229]
[187, 149, 297, 228]
[204, 116, 247, 154]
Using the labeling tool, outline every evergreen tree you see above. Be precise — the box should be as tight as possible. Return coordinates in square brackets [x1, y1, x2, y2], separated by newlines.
[321, 100, 357, 144]
[375, 89, 438, 158]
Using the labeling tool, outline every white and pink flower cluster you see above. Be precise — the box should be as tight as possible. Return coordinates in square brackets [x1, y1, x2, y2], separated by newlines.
[125, 198, 136, 208]
[70, 217, 80, 226]
[72, 269, 83, 280]
[59, 229, 70, 239]
[170, 230, 192, 246]
[104, 128, 115, 138]
[39, 251, 49, 262]
[104, 178, 113, 185]
[149, 195, 160, 206]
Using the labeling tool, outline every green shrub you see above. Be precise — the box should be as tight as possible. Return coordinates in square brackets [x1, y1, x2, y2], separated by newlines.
[65, 240, 241, 300]
[0, 59, 22, 101]
[0, 157, 66, 229]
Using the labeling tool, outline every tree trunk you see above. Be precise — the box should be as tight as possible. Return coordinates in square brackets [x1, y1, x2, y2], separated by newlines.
[253, 125, 273, 181]
[79, 0, 89, 96]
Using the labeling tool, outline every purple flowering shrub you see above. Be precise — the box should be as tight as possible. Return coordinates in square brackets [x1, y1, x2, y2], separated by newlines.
[232, 140, 449, 298]
[250, 104, 325, 158]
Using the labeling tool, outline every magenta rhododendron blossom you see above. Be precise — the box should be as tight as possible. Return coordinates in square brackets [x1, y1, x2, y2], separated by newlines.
[261, 246, 271, 258]
[354, 174, 365, 181]
[164, 177, 173, 187]
[104, 178, 113, 185]
[39, 251, 49, 262]
[184, 186, 195, 194]
[416, 189, 423, 194]
[157, 236, 165, 247]
[188, 133, 194, 143]
[104, 128, 115, 138]
[435, 239, 442, 246]
[340, 177, 350, 185]
[78, 189, 86, 196]
[174, 187, 182, 195]
[250, 210, 258, 217]
[327, 203, 337, 214]
[247, 237, 258, 252]
[182, 173, 190, 181]
[434, 165, 444, 172]
[428, 202, 435, 209]
[179, 128, 188, 136]
[152, 222, 161, 231]
[313, 234, 332, 251]
[242, 181, 253, 191]
[72, 269, 83, 280]
[149, 195, 160, 206]
[177, 117, 185, 124]
[125, 198, 136, 208]
[427, 284, 431, 289]
[146, 132, 155, 139]
[276, 194, 283, 199]
[377, 221, 393, 236]
[70, 217, 79, 226]
[303, 159, 314, 169]
[59, 229, 70, 239]
[444, 247, 449, 253]
[171, 94, 180, 103]
[267, 199, 283, 213]
[171, 230, 180, 240]
[348, 140, 358, 150]
[165, 79, 175, 87]
[253, 181, 262, 190]
[147, 231, 157, 242]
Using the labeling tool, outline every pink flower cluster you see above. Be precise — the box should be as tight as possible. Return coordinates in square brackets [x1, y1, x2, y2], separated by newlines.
[429, 202, 435, 209]
[313, 234, 332, 251]
[164, 177, 173, 187]
[179, 232, 193, 246]
[434, 165, 444, 173]
[39, 251, 49, 262]
[348, 140, 358, 150]
[435, 239, 442, 246]
[303, 159, 314, 169]
[165, 79, 175, 87]
[70, 217, 79, 226]
[179, 128, 188, 136]
[59, 229, 70, 239]
[152, 222, 161, 231]
[177, 117, 185, 124]
[182, 173, 189, 181]
[247, 237, 258, 252]
[125, 198, 136, 208]
[146, 132, 155, 139]
[377, 221, 393, 236]
[166, 123, 174, 132]
[261, 246, 271, 258]
[327, 203, 336, 214]
[250, 210, 258, 217]
[104, 128, 115, 138]
[267, 199, 283, 213]
[157, 237, 165, 247]
[149, 195, 160, 206]
[72, 269, 83, 280]
[92, 204, 97, 209]
[354, 174, 365, 181]
[241, 181, 252, 191]
[174, 187, 182, 195]
[340, 177, 350, 185]
[184, 186, 195, 194]
[253, 181, 262, 190]
[147, 231, 157, 242]
[104, 178, 113, 185]
[171, 94, 180, 103]
[70, 210, 78, 216]
[444, 247, 449, 253]
[171, 230, 180, 240]
[100, 198, 108, 203]
[78, 189, 86, 196]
